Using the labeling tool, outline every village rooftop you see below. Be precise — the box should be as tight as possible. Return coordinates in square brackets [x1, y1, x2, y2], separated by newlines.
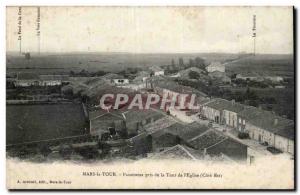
[98, 93, 200, 110]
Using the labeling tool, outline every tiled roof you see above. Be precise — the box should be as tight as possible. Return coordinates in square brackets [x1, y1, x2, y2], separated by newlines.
[89, 112, 125, 134]
[205, 98, 245, 113]
[155, 79, 207, 97]
[89, 109, 124, 120]
[144, 116, 176, 133]
[188, 130, 227, 149]
[102, 73, 124, 80]
[17, 72, 40, 80]
[151, 144, 197, 160]
[40, 75, 69, 81]
[205, 137, 248, 162]
[123, 109, 164, 124]
[239, 106, 294, 139]
[163, 122, 210, 141]
[275, 124, 294, 140]
[150, 66, 163, 72]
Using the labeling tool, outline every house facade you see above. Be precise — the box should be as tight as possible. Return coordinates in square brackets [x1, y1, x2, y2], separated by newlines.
[223, 110, 238, 128]
[150, 66, 164, 76]
[238, 107, 294, 155]
[265, 76, 284, 83]
[202, 103, 222, 123]
[112, 79, 129, 85]
[202, 99, 244, 128]
[89, 111, 126, 137]
[274, 134, 294, 154]
[15, 73, 67, 87]
[206, 62, 225, 73]
[246, 122, 275, 145]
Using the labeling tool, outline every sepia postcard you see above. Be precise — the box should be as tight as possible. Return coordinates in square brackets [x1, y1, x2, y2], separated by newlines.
[6, 6, 295, 190]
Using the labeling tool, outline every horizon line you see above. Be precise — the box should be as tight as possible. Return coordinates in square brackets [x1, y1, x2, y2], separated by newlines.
[6, 51, 293, 55]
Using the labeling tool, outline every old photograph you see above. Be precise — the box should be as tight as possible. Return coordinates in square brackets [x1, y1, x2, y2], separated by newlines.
[6, 6, 294, 189]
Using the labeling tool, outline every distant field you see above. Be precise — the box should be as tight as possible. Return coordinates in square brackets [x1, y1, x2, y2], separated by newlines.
[6, 52, 239, 74]
[6, 104, 87, 145]
[225, 54, 294, 77]
[7, 52, 293, 77]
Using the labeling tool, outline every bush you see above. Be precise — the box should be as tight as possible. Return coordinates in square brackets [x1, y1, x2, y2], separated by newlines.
[188, 71, 200, 80]
[238, 132, 249, 139]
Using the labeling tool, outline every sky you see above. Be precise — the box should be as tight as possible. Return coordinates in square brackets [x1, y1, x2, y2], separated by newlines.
[6, 6, 293, 54]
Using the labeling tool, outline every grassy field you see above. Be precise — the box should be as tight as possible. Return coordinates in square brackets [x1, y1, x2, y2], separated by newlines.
[225, 54, 294, 77]
[6, 52, 239, 74]
[6, 104, 87, 145]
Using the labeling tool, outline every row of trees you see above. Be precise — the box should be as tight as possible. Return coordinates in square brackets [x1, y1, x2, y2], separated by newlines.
[176, 77, 278, 109]
[69, 69, 107, 77]
[168, 57, 206, 72]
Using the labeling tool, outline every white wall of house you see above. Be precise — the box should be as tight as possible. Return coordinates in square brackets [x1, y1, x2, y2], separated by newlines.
[142, 77, 149, 82]
[246, 123, 275, 146]
[237, 117, 246, 132]
[236, 74, 257, 81]
[120, 83, 146, 91]
[15, 81, 32, 87]
[274, 135, 294, 155]
[246, 122, 294, 155]
[113, 79, 129, 85]
[206, 65, 225, 73]
[15, 80, 62, 87]
[42, 80, 62, 86]
[265, 76, 283, 82]
[223, 110, 238, 128]
[203, 106, 221, 123]
[154, 70, 164, 76]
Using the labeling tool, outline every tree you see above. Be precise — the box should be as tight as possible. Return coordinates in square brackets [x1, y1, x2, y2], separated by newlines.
[70, 70, 75, 76]
[166, 65, 170, 71]
[194, 57, 205, 70]
[179, 58, 184, 68]
[244, 87, 258, 100]
[230, 73, 237, 79]
[24, 52, 31, 60]
[188, 59, 195, 67]
[188, 71, 200, 80]
[171, 59, 175, 67]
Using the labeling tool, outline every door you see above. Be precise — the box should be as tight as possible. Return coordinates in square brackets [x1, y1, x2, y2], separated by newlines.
[215, 116, 219, 123]
[258, 135, 262, 142]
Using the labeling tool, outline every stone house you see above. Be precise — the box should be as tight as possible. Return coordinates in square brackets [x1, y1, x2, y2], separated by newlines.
[238, 107, 294, 154]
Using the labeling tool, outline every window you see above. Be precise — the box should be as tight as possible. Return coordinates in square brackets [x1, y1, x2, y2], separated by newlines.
[239, 118, 241, 123]
[243, 120, 246, 125]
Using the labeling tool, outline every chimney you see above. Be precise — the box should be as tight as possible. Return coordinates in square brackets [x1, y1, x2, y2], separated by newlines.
[231, 99, 235, 105]
[274, 118, 278, 126]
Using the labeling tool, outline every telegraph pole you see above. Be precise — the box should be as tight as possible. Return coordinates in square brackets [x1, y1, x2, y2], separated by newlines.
[237, 34, 240, 55]
[37, 7, 41, 55]
[252, 14, 256, 56]
[18, 7, 22, 54]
